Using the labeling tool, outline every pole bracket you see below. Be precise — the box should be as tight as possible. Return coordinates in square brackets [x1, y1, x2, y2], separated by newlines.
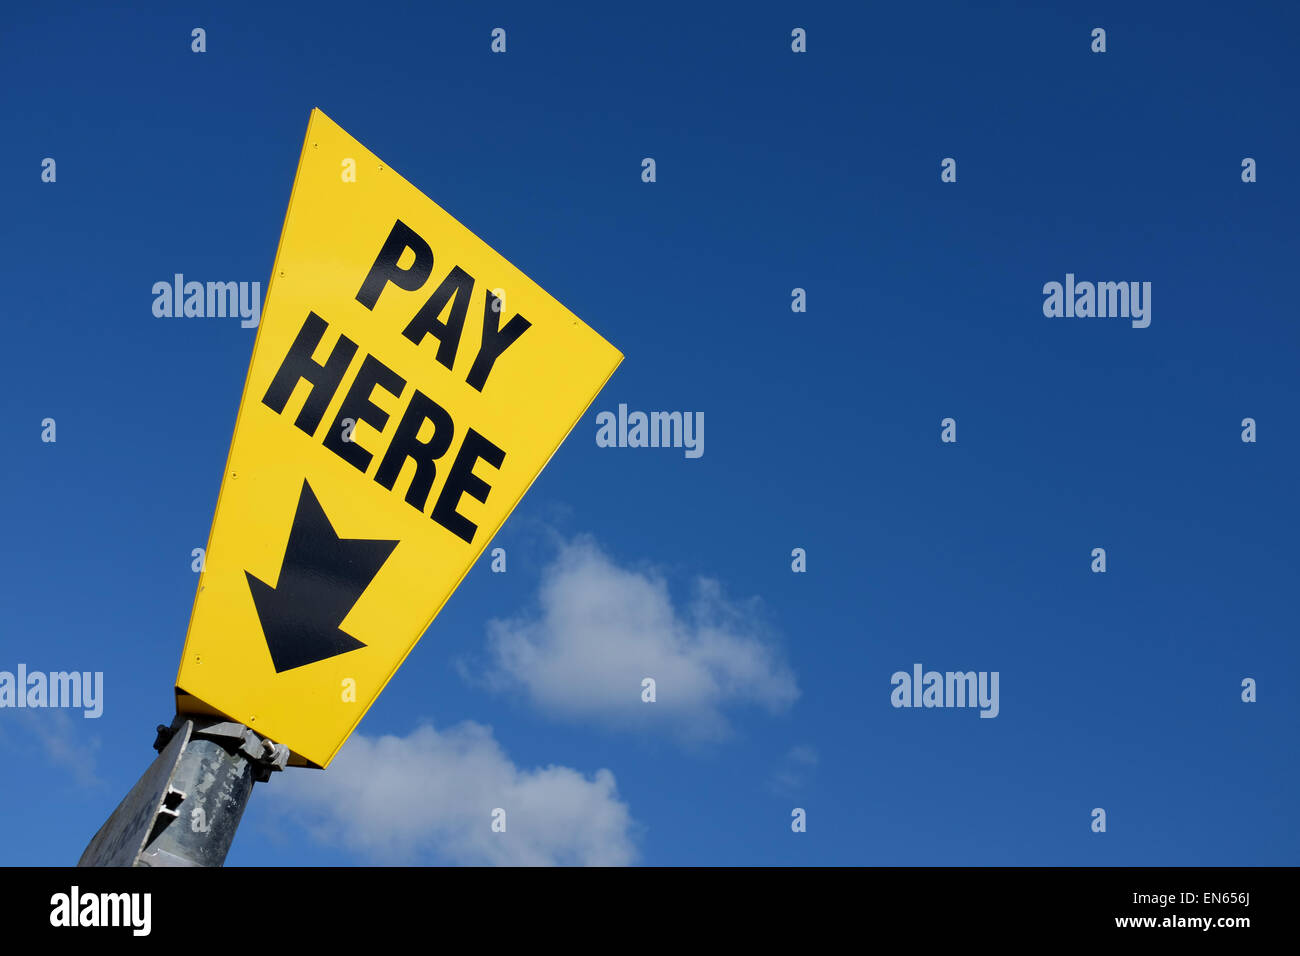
[156, 714, 290, 782]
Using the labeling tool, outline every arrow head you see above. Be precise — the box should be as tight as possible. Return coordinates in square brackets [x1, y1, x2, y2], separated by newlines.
[247, 480, 398, 673]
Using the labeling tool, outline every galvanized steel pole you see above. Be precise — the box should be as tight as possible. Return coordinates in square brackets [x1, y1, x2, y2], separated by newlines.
[79, 715, 289, 867]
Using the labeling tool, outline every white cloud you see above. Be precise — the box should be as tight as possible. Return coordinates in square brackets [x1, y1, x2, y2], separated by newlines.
[266, 721, 637, 866]
[478, 536, 798, 742]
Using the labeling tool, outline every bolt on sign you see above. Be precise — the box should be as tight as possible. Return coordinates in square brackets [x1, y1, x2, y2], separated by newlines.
[176, 108, 622, 767]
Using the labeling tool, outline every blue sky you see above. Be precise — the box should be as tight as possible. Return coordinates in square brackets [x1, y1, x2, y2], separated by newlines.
[2, 0, 1297, 865]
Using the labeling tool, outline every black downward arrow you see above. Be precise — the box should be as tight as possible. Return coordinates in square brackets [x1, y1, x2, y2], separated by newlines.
[246, 480, 398, 673]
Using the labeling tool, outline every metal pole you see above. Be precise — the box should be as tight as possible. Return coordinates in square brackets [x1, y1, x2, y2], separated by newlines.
[79, 715, 289, 867]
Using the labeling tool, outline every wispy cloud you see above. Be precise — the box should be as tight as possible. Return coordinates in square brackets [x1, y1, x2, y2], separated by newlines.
[768, 745, 818, 797]
[0, 709, 103, 789]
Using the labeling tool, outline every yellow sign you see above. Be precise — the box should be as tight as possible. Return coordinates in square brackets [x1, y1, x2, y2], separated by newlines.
[175, 109, 621, 767]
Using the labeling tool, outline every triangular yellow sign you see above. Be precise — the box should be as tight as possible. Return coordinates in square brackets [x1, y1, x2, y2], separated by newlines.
[175, 109, 621, 767]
